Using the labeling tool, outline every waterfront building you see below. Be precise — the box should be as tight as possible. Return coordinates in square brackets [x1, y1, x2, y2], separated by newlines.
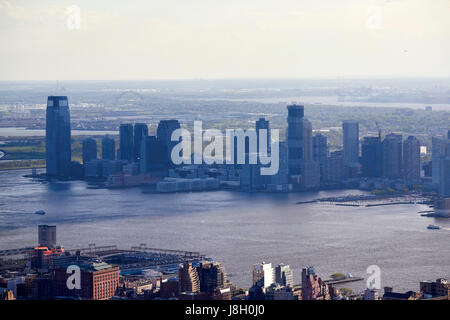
[301, 267, 330, 300]
[325, 151, 344, 183]
[252, 262, 274, 289]
[312, 134, 328, 182]
[440, 139, 450, 197]
[432, 137, 443, 185]
[84, 159, 103, 178]
[286, 104, 305, 175]
[256, 117, 270, 154]
[361, 136, 382, 177]
[38, 225, 56, 249]
[403, 136, 421, 185]
[157, 120, 181, 168]
[268, 141, 290, 191]
[82, 138, 97, 164]
[140, 136, 169, 174]
[101, 137, 116, 160]
[275, 264, 294, 288]
[343, 120, 359, 166]
[119, 123, 134, 162]
[299, 160, 320, 189]
[45, 96, 71, 176]
[133, 123, 148, 162]
[179, 262, 200, 293]
[382, 133, 403, 179]
[53, 261, 119, 300]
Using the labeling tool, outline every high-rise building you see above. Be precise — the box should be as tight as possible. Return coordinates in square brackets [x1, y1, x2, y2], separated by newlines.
[45, 96, 71, 176]
[300, 160, 320, 189]
[256, 117, 271, 155]
[253, 262, 274, 289]
[140, 136, 169, 174]
[275, 264, 294, 288]
[302, 119, 313, 162]
[361, 136, 382, 177]
[101, 137, 116, 160]
[198, 261, 227, 294]
[343, 120, 359, 165]
[133, 123, 148, 162]
[179, 262, 200, 293]
[432, 137, 443, 185]
[82, 138, 97, 164]
[313, 134, 327, 181]
[157, 120, 181, 167]
[119, 123, 134, 162]
[325, 150, 344, 182]
[403, 136, 421, 184]
[382, 133, 403, 179]
[286, 104, 305, 175]
[38, 225, 56, 249]
[440, 139, 450, 197]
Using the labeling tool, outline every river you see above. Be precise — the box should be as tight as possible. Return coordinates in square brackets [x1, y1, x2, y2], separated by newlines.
[0, 169, 448, 292]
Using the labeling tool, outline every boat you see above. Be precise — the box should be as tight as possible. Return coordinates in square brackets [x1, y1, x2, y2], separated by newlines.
[427, 224, 440, 230]
[34, 210, 46, 215]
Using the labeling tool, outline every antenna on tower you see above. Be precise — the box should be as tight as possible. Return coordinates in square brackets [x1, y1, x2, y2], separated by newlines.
[375, 121, 381, 139]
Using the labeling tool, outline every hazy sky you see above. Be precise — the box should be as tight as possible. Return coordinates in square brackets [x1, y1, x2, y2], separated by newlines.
[0, 0, 449, 80]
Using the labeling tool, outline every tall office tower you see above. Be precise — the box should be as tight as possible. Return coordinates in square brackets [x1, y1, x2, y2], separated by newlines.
[119, 123, 134, 162]
[179, 262, 200, 293]
[198, 261, 227, 294]
[287, 104, 313, 175]
[403, 136, 421, 184]
[157, 120, 181, 167]
[45, 96, 71, 176]
[38, 225, 56, 249]
[303, 119, 313, 162]
[270, 141, 289, 187]
[432, 137, 443, 184]
[82, 138, 97, 164]
[101, 136, 115, 160]
[133, 123, 148, 162]
[287, 104, 304, 175]
[140, 136, 169, 174]
[343, 120, 359, 165]
[440, 139, 450, 197]
[382, 133, 403, 179]
[275, 264, 294, 288]
[312, 134, 327, 181]
[256, 117, 271, 155]
[325, 150, 344, 182]
[361, 136, 382, 177]
[253, 262, 274, 289]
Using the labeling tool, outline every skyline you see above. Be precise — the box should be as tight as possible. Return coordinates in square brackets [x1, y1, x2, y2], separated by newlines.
[1, 0, 450, 81]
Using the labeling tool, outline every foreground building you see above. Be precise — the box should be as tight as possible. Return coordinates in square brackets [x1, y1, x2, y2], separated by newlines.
[53, 261, 119, 300]
[45, 96, 71, 176]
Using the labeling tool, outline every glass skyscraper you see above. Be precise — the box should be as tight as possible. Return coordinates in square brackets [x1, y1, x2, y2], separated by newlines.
[45, 96, 71, 176]
[119, 123, 134, 162]
[343, 120, 359, 165]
